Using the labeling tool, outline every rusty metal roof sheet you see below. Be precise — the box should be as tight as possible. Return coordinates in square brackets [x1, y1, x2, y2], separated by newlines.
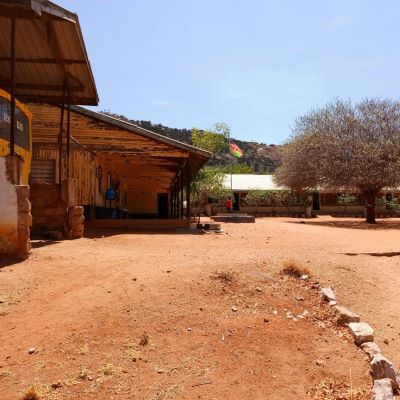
[70, 105, 213, 160]
[0, 0, 98, 105]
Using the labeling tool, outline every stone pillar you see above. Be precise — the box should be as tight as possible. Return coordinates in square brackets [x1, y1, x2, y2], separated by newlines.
[0, 157, 31, 259]
[67, 206, 85, 239]
[16, 185, 32, 257]
[5, 154, 23, 185]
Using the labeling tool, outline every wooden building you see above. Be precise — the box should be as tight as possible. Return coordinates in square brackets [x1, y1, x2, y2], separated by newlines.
[28, 103, 211, 231]
[0, 0, 98, 255]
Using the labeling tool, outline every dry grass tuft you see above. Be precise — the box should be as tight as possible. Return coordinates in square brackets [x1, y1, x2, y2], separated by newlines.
[281, 260, 311, 278]
[22, 386, 40, 400]
[78, 367, 91, 380]
[0, 368, 13, 378]
[211, 270, 238, 284]
[98, 363, 122, 377]
[139, 332, 150, 346]
[308, 377, 369, 400]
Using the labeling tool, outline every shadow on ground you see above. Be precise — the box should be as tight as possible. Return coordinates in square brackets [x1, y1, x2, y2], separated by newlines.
[287, 219, 400, 231]
[84, 228, 205, 239]
[0, 258, 25, 269]
[344, 251, 400, 257]
[30, 239, 62, 249]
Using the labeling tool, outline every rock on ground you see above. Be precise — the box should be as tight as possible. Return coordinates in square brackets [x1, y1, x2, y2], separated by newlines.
[361, 342, 381, 360]
[348, 322, 374, 345]
[371, 355, 400, 389]
[320, 287, 336, 302]
[333, 305, 360, 326]
[372, 378, 395, 400]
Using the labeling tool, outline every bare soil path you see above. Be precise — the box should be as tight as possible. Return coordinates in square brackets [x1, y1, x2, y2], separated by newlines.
[2, 216, 398, 399]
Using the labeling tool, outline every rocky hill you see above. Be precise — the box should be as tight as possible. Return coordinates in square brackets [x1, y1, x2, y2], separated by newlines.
[103, 113, 281, 173]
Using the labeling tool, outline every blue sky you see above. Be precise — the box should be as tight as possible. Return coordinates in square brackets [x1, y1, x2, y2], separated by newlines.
[58, 0, 400, 144]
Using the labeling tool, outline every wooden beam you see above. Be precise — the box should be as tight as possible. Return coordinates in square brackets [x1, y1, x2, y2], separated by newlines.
[0, 81, 84, 91]
[9, 9, 16, 156]
[5, 94, 98, 105]
[0, 57, 86, 64]
[58, 97, 65, 183]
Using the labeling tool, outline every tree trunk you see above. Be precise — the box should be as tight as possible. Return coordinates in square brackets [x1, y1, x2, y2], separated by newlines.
[365, 191, 377, 224]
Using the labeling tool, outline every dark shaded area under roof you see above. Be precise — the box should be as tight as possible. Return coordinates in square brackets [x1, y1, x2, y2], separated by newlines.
[0, 0, 98, 105]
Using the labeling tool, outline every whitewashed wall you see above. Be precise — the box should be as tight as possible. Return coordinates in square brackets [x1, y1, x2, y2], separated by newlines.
[0, 157, 18, 256]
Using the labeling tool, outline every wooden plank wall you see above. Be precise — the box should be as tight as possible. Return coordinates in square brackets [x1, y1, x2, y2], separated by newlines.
[32, 146, 97, 206]
[28, 103, 206, 215]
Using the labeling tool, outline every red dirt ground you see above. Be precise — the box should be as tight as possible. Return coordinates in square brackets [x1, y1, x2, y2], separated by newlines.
[2, 216, 397, 399]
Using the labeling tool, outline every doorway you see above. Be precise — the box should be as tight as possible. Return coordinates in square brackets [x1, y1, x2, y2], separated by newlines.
[312, 192, 320, 210]
[233, 193, 240, 211]
[157, 193, 169, 218]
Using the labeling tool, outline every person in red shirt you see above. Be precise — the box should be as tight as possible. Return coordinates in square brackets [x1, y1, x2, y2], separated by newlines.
[226, 197, 232, 211]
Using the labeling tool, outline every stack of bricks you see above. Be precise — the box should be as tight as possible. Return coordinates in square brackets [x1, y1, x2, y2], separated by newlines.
[16, 186, 32, 258]
[30, 183, 68, 235]
[67, 206, 85, 239]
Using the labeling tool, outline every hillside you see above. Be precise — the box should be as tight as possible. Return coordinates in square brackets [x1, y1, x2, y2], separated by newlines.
[102, 113, 281, 173]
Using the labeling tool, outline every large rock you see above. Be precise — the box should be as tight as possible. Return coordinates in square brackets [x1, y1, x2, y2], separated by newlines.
[348, 322, 374, 345]
[320, 287, 336, 302]
[371, 355, 400, 389]
[372, 378, 395, 400]
[333, 305, 360, 326]
[361, 342, 381, 359]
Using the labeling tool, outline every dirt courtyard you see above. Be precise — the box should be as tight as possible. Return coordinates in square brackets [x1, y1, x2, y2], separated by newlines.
[1, 216, 399, 399]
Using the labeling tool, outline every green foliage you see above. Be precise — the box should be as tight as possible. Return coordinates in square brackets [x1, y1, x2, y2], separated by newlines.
[191, 167, 229, 215]
[219, 163, 253, 174]
[191, 123, 230, 153]
[386, 198, 400, 209]
[337, 194, 358, 206]
[245, 190, 269, 208]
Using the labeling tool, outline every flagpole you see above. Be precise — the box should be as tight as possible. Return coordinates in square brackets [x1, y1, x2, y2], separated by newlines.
[229, 129, 233, 211]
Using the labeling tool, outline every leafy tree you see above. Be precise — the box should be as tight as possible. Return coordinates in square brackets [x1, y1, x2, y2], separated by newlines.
[275, 98, 400, 223]
[191, 123, 230, 153]
[190, 167, 229, 219]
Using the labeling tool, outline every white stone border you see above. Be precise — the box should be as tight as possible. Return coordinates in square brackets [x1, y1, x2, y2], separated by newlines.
[320, 287, 399, 400]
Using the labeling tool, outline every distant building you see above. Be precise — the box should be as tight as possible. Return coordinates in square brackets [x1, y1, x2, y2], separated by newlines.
[221, 174, 400, 217]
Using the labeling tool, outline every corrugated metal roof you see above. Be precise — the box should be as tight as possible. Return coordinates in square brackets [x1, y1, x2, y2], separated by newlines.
[223, 174, 400, 192]
[0, 0, 98, 105]
[70, 105, 213, 159]
[223, 174, 284, 191]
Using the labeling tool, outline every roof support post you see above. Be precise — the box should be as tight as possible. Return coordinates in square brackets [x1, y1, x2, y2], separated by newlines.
[174, 181, 178, 219]
[186, 166, 191, 220]
[9, 8, 16, 156]
[173, 182, 176, 218]
[58, 92, 65, 184]
[180, 171, 184, 219]
[169, 187, 172, 219]
[66, 90, 71, 178]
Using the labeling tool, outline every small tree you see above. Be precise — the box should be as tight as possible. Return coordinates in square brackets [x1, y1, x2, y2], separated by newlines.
[191, 123, 230, 153]
[190, 167, 228, 220]
[275, 98, 400, 223]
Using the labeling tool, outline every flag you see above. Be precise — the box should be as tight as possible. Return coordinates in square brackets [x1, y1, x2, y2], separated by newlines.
[230, 142, 243, 158]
